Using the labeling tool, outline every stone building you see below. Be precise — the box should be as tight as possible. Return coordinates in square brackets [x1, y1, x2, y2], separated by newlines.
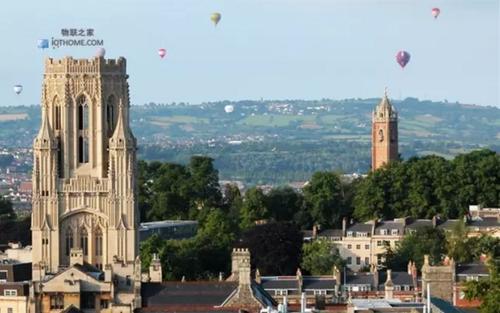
[29, 56, 141, 312]
[0, 261, 31, 313]
[372, 87, 398, 170]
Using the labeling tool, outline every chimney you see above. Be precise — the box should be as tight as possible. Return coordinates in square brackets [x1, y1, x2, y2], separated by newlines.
[373, 265, 379, 290]
[342, 217, 347, 235]
[219, 272, 224, 282]
[238, 256, 251, 285]
[423, 255, 430, 266]
[255, 268, 261, 284]
[480, 254, 489, 263]
[463, 215, 468, 225]
[181, 276, 186, 282]
[431, 216, 437, 228]
[333, 266, 341, 286]
[443, 256, 451, 266]
[384, 269, 394, 299]
[228, 248, 251, 281]
[297, 268, 303, 292]
[312, 225, 317, 237]
[371, 219, 376, 236]
[407, 261, 413, 275]
[148, 253, 162, 283]
[70, 248, 84, 266]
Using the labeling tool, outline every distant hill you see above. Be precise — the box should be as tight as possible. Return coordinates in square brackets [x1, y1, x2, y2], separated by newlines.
[1, 97, 500, 147]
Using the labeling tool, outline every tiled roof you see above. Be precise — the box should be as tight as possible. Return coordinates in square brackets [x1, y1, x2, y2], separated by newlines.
[406, 220, 433, 229]
[317, 229, 343, 237]
[347, 223, 372, 233]
[374, 221, 405, 232]
[469, 217, 500, 227]
[303, 278, 336, 290]
[141, 282, 238, 307]
[345, 274, 373, 285]
[379, 271, 414, 286]
[455, 263, 488, 275]
[261, 279, 298, 289]
[430, 297, 464, 313]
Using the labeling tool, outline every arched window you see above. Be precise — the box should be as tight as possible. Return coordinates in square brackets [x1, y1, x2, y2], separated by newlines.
[80, 228, 88, 256]
[95, 228, 103, 256]
[54, 97, 61, 130]
[57, 137, 63, 178]
[65, 227, 74, 256]
[107, 95, 116, 136]
[378, 129, 384, 142]
[77, 96, 89, 164]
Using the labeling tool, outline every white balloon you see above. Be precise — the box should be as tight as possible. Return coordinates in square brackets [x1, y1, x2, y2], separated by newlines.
[13, 85, 22, 94]
[224, 105, 234, 113]
[96, 48, 106, 58]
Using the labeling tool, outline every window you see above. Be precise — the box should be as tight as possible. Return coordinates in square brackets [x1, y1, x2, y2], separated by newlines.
[314, 290, 327, 295]
[356, 245, 360, 250]
[404, 285, 410, 291]
[66, 227, 74, 256]
[101, 299, 109, 309]
[331, 237, 341, 241]
[54, 99, 61, 130]
[80, 228, 88, 256]
[275, 290, 288, 296]
[8, 309, 13, 313]
[365, 257, 370, 265]
[50, 295, 64, 310]
[365, 244, 370, 249]
[357, 232, 368, 237]
[356, 257, 361, 265]
[126, 275, 131, 286]
[77, 96, 89, 164]
[0, 270, 7, 282]
[4, 290, 17, 296]
[107, 95, 116, 135]
[466, 276, 479, 281]
[377, 255, 383, 264]
[377, 240, 382, 246]
[347, 257, 352, 265]
[81, 293, 95, 309]
[346, 231, 353, 237]
[347, 244, 352, 249]
[394, 285, 401, 291]
[95, 228, 103, 256]
[391, 229, 399, 235]
[383, 240, 390, 246]
[380, 229, 388, 235]
[57, 137, 63, 178]
[459, 291, 465, 299]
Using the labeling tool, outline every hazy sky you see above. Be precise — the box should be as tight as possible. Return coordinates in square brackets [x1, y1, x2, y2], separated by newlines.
[1, 0, 498, 107]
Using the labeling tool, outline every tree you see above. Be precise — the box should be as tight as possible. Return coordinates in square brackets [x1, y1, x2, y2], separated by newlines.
[383, 226, 447, 271]
[0, 198, 15, 220]
[266, 187, 303, 222]
[239, 187, 268, 230]
[139, 233, 164, 271]
[197, 209, 235, 248]
[188, 156, 221, 209]
[302, 172, 349, 228]
[301, 240, 345, 275]
[464, 259, 500, 313]
[241, 222, 303, 276]
[446, 221, 473, 263]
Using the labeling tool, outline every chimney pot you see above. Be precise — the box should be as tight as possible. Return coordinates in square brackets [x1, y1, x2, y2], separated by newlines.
[424, 255, 430, 265]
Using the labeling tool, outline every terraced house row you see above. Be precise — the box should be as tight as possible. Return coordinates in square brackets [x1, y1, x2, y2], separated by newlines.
[303, 205, 500, 271]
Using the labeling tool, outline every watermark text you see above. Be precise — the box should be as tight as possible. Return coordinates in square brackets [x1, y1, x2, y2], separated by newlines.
[51, 38, 104, 46]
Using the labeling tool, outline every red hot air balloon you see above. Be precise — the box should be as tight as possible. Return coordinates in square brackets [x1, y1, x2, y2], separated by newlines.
[395, 51, 411, 70]
[431, 8, 440, 19]
[158, 49, 166, 58]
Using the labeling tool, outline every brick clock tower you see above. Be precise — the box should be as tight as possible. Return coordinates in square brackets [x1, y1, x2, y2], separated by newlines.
[372, 87, 398, 170]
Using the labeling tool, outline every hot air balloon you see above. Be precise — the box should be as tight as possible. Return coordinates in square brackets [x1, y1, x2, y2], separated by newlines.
[13, 85, 22, 95]
[224, 105, 234, 113]
[158, 49, 166, 58]
[395, 51, 411, 70]
[431, 8, 440, 19]
[96, 47, 106, 58]
[211, 13, 221, 26]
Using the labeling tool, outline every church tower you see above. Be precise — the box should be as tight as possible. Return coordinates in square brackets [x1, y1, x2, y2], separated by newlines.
[31, 56, 139, 275]
[372, 87, 398, 170]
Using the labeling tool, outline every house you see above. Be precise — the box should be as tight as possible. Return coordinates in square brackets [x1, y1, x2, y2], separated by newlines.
[0, 260, 31, 313]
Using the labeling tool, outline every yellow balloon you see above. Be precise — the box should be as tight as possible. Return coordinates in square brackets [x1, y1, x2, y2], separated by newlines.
[211, 12, 221, 26]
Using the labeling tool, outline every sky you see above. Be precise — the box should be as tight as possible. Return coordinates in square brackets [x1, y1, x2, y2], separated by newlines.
[1, 0, 498, 107]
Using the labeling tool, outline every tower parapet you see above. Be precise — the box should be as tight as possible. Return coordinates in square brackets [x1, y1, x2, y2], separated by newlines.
[44, 57, 127, 75]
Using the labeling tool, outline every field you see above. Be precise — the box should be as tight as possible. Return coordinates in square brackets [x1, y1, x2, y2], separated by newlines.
[0, 113, 28, 121]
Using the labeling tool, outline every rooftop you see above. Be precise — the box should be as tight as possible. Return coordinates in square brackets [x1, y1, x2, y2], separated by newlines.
[140, 220, 198, 230]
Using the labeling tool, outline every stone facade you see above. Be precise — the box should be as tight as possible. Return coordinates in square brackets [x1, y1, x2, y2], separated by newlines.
[372, 87, 398, 170]
[421, 255, 454, 303]
[30, 56, 140, 312]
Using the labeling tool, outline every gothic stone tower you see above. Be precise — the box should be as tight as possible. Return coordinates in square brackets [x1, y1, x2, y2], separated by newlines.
[372, 87, 398, 170]
[31, 56, 139, 275]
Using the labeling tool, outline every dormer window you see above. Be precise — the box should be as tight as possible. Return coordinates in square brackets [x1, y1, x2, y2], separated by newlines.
[394, 285, 401, 291]
[380, 229, 388, 235]
[391, 229, 399, 235]
[275, 290, 288, 296]
[404, 285, 410, 291]
[357, 232, 368, 237]
[347, 231, 353, 237]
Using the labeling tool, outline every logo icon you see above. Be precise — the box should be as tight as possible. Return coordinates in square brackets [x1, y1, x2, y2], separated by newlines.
[38, 39, 49, 49]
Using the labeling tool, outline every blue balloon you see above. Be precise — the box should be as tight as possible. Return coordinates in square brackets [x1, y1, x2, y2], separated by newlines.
[38, 39, 49, 49]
